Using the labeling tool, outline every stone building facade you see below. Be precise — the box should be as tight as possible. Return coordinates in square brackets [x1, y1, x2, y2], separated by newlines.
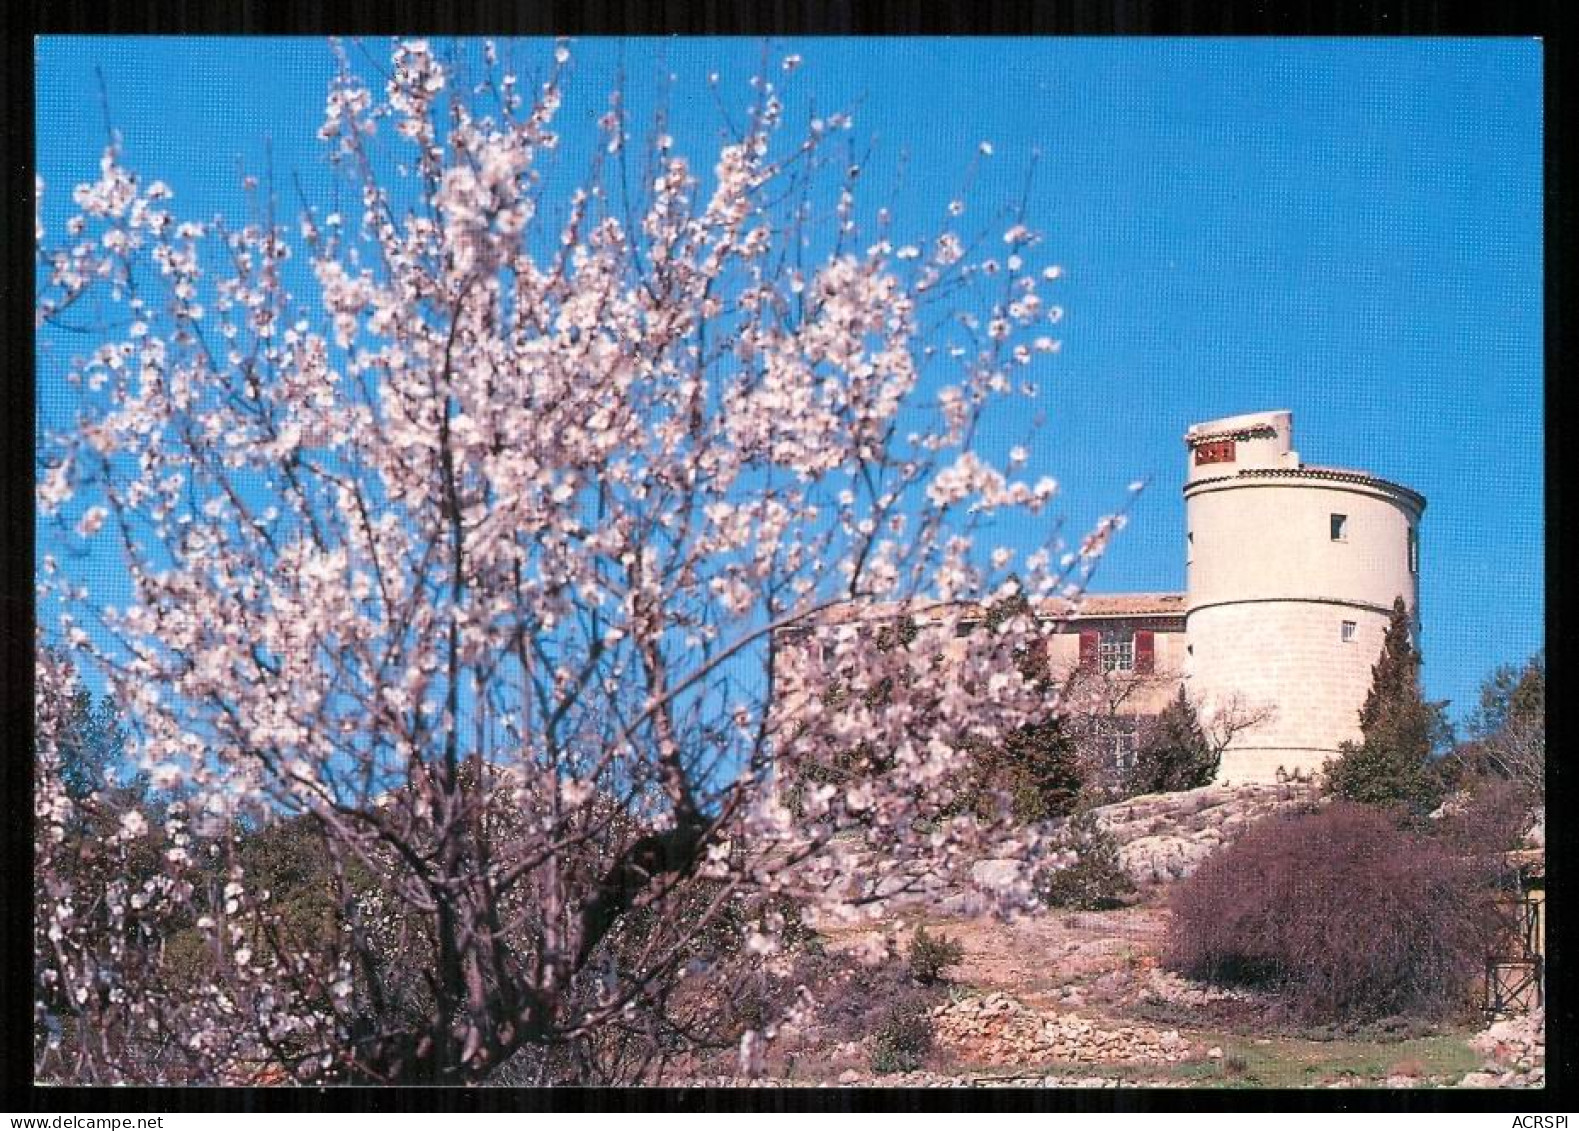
[1055, 409, 1424, 783]
[1180, 410, 1424, 781]
[778, 410, 1425, 786]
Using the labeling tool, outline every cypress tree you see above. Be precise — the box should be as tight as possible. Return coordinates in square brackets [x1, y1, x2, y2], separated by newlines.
[1324, 596, 1452, 815]
[1128, 686, 1218, 794]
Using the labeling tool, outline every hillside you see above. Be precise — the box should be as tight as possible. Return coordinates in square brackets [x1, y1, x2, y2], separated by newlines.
[678, 784, 1544, 1089]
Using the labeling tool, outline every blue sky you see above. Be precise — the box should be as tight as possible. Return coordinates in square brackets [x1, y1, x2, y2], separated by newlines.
[36, 36, 1543, 726]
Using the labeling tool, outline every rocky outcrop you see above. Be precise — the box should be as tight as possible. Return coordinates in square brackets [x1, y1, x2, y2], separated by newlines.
[1459, 1009, 1544, 1088]
[826, 782, 1318, 918]
[1090, 782, 1317, 884]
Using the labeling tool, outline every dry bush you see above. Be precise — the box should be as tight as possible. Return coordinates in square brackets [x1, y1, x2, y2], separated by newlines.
[1434, 774, 1534, 863]
[1164, 803, 1501, 1024]
[754, 943, 943, 1076]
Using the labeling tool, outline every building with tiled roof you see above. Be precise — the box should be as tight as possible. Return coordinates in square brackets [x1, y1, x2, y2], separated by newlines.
[780, 410, 1424, 785]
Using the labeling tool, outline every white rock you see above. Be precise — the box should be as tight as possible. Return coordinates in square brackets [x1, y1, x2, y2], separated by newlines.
[970, 858, 1025, 890]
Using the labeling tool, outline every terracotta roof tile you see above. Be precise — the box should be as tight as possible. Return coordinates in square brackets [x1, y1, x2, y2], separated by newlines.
[779, 590, 1187, 629]
[1054, 592, 1187, 618]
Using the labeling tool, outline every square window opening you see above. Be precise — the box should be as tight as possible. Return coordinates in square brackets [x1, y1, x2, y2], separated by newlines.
[1099, 629, 1135, 673]
[1341, 620, 1357, 643]
[1110, 720, 1140, 772]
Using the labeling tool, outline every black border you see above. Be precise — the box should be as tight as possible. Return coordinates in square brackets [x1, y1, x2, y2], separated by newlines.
[5, 0, 1570, 1114]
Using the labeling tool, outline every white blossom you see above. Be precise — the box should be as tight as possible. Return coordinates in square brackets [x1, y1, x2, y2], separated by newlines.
[28, 38, 1103, 1088]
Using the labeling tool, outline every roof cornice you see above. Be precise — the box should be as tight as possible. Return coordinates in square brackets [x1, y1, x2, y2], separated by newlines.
[1185, 465, 1426, 512]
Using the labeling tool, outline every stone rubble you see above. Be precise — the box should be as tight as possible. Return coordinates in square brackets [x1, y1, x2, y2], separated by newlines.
[1139, 967, 1258, 1007]
[682, 1070, 1190, 1088]
[931, 991, 1196, 1067]
[679, 1002, 1543, 1089]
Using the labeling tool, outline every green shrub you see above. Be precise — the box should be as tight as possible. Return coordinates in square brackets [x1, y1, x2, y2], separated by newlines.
[868, 994, 935, 1075]
[1032, 810, 1135, 910]
[905, 924, 964, 986]
[955, 716, 1085, 824]
[1127, 687, 1218, 795]
[1323, 597, 1453, 817]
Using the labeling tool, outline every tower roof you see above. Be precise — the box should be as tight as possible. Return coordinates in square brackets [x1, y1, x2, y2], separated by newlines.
[1184, 410, 1290, 445]
[1188, 464, 1426, 513]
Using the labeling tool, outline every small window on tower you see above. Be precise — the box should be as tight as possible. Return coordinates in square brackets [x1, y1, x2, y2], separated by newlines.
[1187, 530, 1194, 563]
[1408, 526, 1419, 574]
[1341, 621, 1357, 643]
[1331, 513, 1348, 542]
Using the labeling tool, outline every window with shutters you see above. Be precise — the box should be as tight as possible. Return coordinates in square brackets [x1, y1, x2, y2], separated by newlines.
[1135, 629, 1155, 674]
[1100, 629, 1135, 673]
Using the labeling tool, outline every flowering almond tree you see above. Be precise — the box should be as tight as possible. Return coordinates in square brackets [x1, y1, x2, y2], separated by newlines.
[35, 39, 1115, 1084]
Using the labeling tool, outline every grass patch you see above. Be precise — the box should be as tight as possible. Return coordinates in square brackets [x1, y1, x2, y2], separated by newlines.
[1150, 1033, 1480, 1089]
[936, 1033, 1479, 1089]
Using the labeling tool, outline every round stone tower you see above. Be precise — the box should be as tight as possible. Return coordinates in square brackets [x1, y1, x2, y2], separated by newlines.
[1182, 410, 1426, 783]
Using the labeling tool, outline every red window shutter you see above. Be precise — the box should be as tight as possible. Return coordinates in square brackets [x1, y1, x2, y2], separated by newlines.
[1135, 630, 1155, 674]
[1194, 439, 1236, 466]
[1078, 630, 1098, 671]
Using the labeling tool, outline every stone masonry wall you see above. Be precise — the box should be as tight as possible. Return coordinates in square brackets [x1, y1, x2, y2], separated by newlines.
[1186, 600, 1386, 782]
